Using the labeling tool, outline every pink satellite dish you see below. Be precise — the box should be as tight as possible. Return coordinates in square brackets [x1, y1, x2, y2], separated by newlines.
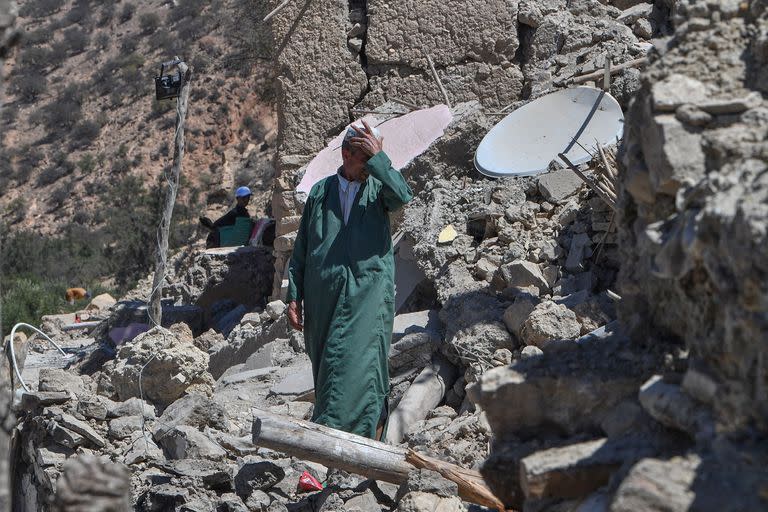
[296, 105, 453, 195]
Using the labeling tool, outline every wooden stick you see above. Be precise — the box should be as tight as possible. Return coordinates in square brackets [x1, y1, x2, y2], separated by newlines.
[251, 409, 506, 511]
[558, 153, 617, 211]
[424, 51, 451, 108]
[350, 109, 403, 116]
[389, 97, 418, 110]
[570, 57, 648, 85]
[149, 60, 191, 325]
[603, 56, 612, 91]
[595, 210, 617, 262]
[263, 0, 291, 22]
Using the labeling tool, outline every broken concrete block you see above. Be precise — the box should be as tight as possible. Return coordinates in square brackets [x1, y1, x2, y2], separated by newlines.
[681, 367, 718, 405]
[389, 332, 439, 374]
[652, 74, 708, 112]
[39, 369, 87, 397]
[470, 338, 652, 442]
[565, 233, 592, 272]
[538, 169, 583, 204]
[343, 490, 379, 512]
[20, 391, 71, 411]
[616, 3, 654, 25]
[266, 300, 286, 320]
[108, 416, 144, 440]
[153, 393, 229, 441]
[123, 432, 164, 465]
[520, 437, 657, 500]
[520, 346, 544, 359]
[493, 260, 550, 293]
[473, 257, 498, 282]
[234, 458, 285, 497]
[611, 456, 698, 512]
[392, 310, 441, 343]
[111, 325, 214, 409]
[108, 397, 156, 419]
[85, 293, 117, 312]
[397, 469, 458, 501]
[219, 367, 278, 386]
[502, 298, 537, 339]
[49, 412, 106, 448]
[638, 375, 714, 439]
[76, 396, 108, 421]
[159, 425, 227, 460]
[270, 365, 313, 396]
[209, 317, 288, 379]
[396, 492, 465, 512]
[521, 301, 581, 347]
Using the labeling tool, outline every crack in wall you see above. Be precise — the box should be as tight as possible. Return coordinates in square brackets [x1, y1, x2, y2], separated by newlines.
[348, 0, 372, 116]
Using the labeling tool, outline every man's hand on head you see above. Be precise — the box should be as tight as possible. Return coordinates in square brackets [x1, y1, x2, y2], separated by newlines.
[350, 119, 384, 158]
[288, 301, 303, 331]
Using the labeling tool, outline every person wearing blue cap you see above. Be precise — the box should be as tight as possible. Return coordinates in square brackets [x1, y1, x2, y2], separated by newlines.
[202, 186, 252, 247]
[286, 120, 413, 440]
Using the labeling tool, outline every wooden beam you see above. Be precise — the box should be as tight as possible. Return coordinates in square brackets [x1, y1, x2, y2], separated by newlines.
[251, 408, 506, 511]
[149, 59, 191, 325]
[569, 57, 648, 85]
[424, 51, 451, 108]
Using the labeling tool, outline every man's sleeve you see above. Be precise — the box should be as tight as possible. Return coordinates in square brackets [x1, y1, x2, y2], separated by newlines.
[365, 151, 414, 212]
[286, 196, 312, 304]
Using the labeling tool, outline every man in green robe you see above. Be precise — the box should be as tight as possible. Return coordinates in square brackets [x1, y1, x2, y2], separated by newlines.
[286, 120, 414, 439]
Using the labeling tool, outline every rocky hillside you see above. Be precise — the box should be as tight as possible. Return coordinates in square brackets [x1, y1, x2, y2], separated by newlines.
[1, 0, 277, 236]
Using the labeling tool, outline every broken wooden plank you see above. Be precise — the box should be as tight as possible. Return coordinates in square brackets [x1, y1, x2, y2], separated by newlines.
[251, 408, 505, 511]
[570, 57, 648, 85]
[424, 51, 451, 108]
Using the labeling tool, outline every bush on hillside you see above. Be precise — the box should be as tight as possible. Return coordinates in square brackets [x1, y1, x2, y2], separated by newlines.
[10, 72, 47, 102]
[139, 13, 161, 35]
[31, 83, 86, 135]
[94, 32, 110, 50]
[69, 120, 102, 150]
[77, 153, 96, 174]
[18, 0, 64, 18]
[64, 4, 90, 27]
[119, 3, 136, 23]
[0, 276, 65, 336]
[63, 28, 90, 55]
[167, 0, 206, 24]
[24, 28, 52, 45]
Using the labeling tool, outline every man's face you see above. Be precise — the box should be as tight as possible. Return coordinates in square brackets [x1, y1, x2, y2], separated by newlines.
[341, 146, 368, 181]
[237, 195, 251, 207]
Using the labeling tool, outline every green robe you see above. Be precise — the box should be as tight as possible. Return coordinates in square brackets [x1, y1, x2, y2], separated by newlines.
[287, 151, 414, 438]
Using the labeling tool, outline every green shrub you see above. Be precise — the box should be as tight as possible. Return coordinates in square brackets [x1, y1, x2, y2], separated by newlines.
[18, 0, 64, 18]
[24, 28, 52, 45]
[94, 32, 110, 50]
[167, 0, 206, 24]
[63, 27, 90, 55]
[70, 120, 102, 149]
[10, 72, 47, 102]
[119, 3, 136, 23]
[64, 4, 90, 26]
[0, 276, 65, 336]
[77, 153, 96, 173]
[139, 12, 161, 34]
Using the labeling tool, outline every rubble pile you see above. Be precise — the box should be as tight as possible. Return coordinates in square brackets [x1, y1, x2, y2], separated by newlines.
[7, 0, 768, 511]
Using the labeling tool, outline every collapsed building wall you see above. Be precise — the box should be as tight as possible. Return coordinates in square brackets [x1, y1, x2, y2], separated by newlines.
[263, 0, 656, 298]
[618, 0, 768, 434]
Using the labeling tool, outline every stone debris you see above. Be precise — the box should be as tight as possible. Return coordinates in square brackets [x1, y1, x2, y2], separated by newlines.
[11, 1, 768, 511]
[110, 324, 214, 409]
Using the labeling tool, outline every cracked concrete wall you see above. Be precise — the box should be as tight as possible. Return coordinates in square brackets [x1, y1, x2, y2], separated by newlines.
[617, 0, 768, 434]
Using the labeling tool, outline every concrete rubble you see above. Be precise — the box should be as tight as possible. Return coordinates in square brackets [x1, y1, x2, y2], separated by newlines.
[7, 0, 768, 511]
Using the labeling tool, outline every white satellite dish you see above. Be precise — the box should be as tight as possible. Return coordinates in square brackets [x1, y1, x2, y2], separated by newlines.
[474, 87, 624, 178]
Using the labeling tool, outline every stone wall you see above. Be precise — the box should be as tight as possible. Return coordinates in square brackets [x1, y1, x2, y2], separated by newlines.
[617, 0, 768, 434]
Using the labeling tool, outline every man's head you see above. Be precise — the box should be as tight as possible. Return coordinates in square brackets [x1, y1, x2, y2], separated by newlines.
[341, 123, 381, 181]
[235, 186, 251, 206]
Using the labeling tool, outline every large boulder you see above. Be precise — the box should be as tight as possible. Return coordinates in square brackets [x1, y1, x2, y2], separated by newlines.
[110, 324, 214, 409]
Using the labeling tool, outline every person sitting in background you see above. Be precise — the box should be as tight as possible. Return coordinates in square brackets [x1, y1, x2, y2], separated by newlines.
[65, 287, 90, 305]
[200, 186, 252, 248]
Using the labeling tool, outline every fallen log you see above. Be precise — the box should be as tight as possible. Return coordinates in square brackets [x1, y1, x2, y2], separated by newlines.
[568, 57, 648, 85]
[251, 408, 506, 511]
[385, 355, 458, 444]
